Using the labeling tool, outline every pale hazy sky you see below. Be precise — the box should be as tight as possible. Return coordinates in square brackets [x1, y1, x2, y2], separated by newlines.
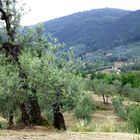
[21, 0, 140, 25]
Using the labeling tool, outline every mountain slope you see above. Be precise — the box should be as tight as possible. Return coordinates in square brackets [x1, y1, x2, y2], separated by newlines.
[110, 10, 140, 46]
[44, 8, 135, 53]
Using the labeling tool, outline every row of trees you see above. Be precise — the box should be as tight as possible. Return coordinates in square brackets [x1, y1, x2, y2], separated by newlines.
[87, 72, 140, 133]
[88, 72, 140, 104]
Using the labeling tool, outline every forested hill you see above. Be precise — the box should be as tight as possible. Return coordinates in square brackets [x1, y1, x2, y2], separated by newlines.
[44, 8, 140, 54]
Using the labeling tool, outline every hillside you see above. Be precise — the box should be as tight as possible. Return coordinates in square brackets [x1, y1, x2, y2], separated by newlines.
[109, 10, 140, 47]
[44, 8, 140, 71]
[44, 8, 140, 53]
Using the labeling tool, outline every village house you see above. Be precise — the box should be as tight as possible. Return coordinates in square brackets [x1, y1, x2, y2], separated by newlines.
[112, 61, 128, 70]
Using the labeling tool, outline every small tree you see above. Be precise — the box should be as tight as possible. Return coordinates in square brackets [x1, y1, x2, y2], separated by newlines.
[74, 95, 96, 122]
[112, 97, 127, 120]
[94, 80, 114, 104]
[128, 106, 140, 133]
[122, 83, 132, 97]
[129, 88, 140, 105]
[113, 80, 123, 96]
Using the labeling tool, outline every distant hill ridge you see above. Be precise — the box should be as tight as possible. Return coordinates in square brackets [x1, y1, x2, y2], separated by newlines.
[44, 8, 140, 55]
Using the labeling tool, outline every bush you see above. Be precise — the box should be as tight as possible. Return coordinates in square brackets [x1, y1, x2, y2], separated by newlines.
[0, 119, 8, 129]
[128, 106, 140, 133]
[112, 97, 127, 120]
[74, 104, 92, 122]
[74, 95, 96, 122]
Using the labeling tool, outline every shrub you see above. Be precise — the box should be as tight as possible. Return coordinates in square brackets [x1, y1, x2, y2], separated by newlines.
[128, 106, 140, 133]
[74, 104, 92, 122]
[0, 119, 8, 129]
[82, 95, 96, 112]
[112, 97, 127, 120]
[74, 95, 96, 122]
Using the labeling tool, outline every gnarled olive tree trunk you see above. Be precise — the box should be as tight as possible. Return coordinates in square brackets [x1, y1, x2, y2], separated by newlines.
[19, 103, 30, 125]
[53, 103, 66, 130]
[52, 90, 66, 130]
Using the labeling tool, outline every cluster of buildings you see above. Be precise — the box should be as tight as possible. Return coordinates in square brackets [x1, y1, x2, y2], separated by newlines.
[99, 61, 134, 74]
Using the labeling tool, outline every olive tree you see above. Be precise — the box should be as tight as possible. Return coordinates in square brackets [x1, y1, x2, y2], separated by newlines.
[94, 79, 114, 104]
[129, 88, 140, 105]
[0, 0, 46, 126]
[0, 0, 85, 130]
[18, 34, 85, 129]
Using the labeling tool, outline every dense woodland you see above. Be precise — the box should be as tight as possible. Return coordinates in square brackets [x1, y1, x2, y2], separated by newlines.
[0, 0, 140, 135]
[45, 8, 140, 52]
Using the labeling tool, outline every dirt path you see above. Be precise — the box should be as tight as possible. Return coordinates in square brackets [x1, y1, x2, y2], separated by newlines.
[0, 130, 139, 140]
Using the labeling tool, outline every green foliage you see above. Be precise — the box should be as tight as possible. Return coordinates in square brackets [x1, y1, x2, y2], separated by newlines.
[74, 95, 96, 122]
[45, 8, 140, 67]
[121, 83, 132, 97]
[86, 80, 95, 91]
[93, 79, 115, 103]
[121, 62, 140, 72]
[42, 8, 140, 73]
[0, 119, 8, 129]
[19, 48, 85, 111]
[90, 72, 96, 80]
[112, 97, 127, 120]
[128, 106, 140, 133]
[45, 8, 132, 53]
[113, 80, 123, 95]
[121, 72, 140, 88]
[16, 24, 85, 112]
[0, 54, 21, 118]
[129, 88, 140, 104]
[0, 23, 85, 127]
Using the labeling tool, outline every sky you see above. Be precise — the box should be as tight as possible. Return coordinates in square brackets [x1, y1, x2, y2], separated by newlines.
[21, 0, 140, 25]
